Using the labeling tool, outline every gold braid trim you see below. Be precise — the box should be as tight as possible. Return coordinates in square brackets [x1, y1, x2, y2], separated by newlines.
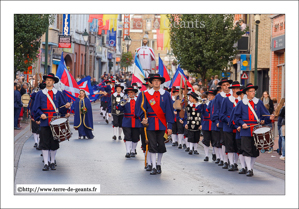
[82, 98, 93, 130]
[73, 99, 82, 129]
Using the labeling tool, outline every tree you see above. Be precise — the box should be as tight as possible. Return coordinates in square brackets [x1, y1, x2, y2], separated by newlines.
[168, 14, 245, 86]
[120, 51, 134, 72]
[14, 14, 54, 75]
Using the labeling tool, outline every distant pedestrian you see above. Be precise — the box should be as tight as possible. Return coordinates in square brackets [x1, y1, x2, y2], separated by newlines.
[209, 79, 219, 90]
[261, 91, 274, 114]
[208, 76, 214, 89]
[14, 83, 23, 130]
[274, 98, 285, 156]
[20, 83, 28, 96]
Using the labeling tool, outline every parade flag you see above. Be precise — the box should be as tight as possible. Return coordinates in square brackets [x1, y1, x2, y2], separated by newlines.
[160, 14, 171, 50]
[132, 53, 147, 91]
[158, 57, 171, 87]
[169, 65, 194, 91]
[90, 90, 100, 102]
[156, 29, 164, 50]
[56, 53, 80, 102]
[77, 76, 94, 97]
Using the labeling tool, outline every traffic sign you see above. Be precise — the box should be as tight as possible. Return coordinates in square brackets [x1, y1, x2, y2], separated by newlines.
[241, 72, 248, 79]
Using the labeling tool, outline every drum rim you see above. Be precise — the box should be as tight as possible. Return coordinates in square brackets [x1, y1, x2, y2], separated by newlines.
[253, 127, 271, 134]
[50, 118, 67, 125]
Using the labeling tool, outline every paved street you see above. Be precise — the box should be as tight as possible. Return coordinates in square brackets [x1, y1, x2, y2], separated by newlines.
[15, 102, 284, 195]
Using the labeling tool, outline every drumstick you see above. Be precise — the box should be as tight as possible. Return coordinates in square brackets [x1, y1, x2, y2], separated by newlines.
[247, 124, 260, 128]
[59, 101, 73, 108]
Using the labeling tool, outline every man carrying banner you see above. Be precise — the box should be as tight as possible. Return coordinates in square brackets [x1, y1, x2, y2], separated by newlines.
[136, 74, 175, 175]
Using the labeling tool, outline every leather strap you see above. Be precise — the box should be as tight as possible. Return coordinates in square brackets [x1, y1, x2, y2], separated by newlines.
[248, 102, 260, 123]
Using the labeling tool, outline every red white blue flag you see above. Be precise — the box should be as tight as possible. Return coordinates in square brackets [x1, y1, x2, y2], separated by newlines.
[158, 56, 171, 87]
[169, 65, 194, 91]
[132, 53, 147, 91]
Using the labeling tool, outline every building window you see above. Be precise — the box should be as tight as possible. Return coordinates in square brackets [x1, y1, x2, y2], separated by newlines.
[146, 19, 152, 30]
[274, 24, 279, 32]
[280, 22, 283, 30]
[49, 14, 57, 29]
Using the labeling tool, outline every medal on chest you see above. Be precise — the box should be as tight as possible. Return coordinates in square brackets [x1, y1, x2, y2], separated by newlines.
[150, 98, 156, 106]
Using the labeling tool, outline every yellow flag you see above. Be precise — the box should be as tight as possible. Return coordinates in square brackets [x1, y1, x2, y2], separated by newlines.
[103, 14, 118, 31]
[160, 14, 171, 50]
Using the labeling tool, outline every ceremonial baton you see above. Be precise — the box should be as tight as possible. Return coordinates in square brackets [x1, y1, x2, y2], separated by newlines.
[141, 91, 149, 167]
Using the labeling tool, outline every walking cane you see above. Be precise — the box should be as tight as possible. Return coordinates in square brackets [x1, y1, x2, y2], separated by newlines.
[141, 91, 149, 167]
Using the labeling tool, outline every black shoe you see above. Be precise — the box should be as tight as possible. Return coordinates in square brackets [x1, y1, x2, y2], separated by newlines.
[215, 158, 220, 164]
[118, 136, 122, 140]
[36, 146, 41, 150]
[125, 153, 130, 158]
[54, 160, 57, 166]
[135, 149, 137, 155]
[178, 144, 182, 149]
[100, 112, 103, 115]
[246, 169, 254, 177]
[218, 160, 224, 166]
[234, 163, 238, 171]
[188, 150, 193, 155]
[130, 152, 135, 157]
[105, 119, 109, 124]
[103, 116, 105, 119]
[146, 164, 152, 171]
[34, 143, 37, 148]
[150, 168, 157, 175]
[50, 163, 56, 170]
[175, 142, 178, 146]
[245, 167, 248, 172]
[238, 168, 247, 174]
[172, 142, 176, 146]
[83, 136, 86, 139]
[222, 162, 228, 169]
[112, 135, 116, 140]
[212, 154, 216, 161]
[185, 147, 190, 152]
[228, 164, 235, 171]
[194, 150, 199, 155]
[279, 150, 282, 155]
[204, 156, 209, 161]
[42, 164, 49, 171]
[183, 144, 187, 149]
[156, 165, 162, 174]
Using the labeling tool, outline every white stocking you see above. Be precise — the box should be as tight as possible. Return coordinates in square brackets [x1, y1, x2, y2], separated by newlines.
[228, 153, 234, 165]
[204, 145, 209, 157]
[215, 147, 219, 159]
[147, 151, 152, 165]
[157, 153, 163, 165]
[212, 147, 215, 154]
[172, 134, 177, 143]
[239, 154, 246, 169]
[193, 143, 198, 151]
[37, 134, 40, 145]
[50, 150, 57, 164]
[178, 135, 182, 145]
[245, 156, 252, 171]
[222, 145, 228, 163]
[125, 141, 132, 153]
[132, 142, 138, 153]
[234, 153, 239, 164]
[113, 127, 117, 136]
[151, 153, 157, 169]
[33, 133, 38, 144]
[42, 150, 49, 165]
[185, 138, 189, 148]
[189, 143, 193, 151]
[119, 127, 122, 138]
[178, 134, 184, 145]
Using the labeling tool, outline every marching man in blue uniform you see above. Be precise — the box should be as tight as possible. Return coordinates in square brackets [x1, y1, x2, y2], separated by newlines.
[199, 90, 217, 161]
[211, 77, 233, 168]
[234, 83, 274, 177]
[136, 74, 175, 175]
[220, 81, 242, 171]
[117, 86, 142, 158]
[32, 73, 71, 171]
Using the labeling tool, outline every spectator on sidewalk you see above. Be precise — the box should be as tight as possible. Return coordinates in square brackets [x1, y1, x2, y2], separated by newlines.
[274, 98, 285, 156]
[20, 83, 28, 96]
[207, 76, 214, 90]
[91, 77, 99, 86]
[280, 104, 285, 161]
[209, 79, 219, 90]
[14, 83, 23, 130]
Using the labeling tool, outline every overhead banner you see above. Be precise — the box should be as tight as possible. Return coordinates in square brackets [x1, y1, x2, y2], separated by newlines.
[90, 18, 98, 33]
[59, 35, 72, 48]
[63, 14, 71, 35]
[123, 14, 130, 40]
[109, 29, 116, 47]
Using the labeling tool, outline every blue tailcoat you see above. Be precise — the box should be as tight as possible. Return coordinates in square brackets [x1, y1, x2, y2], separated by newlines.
[206, 100, 219, 131]
[234, 97, 271, 137]
[211, 92, 230, 128]
[136, 89, 174, 131]
[220, 96, 241, 133]
[198, 102, 212, 131]
[74, 97, 94, 130]
[32, 88, 67, 126]
[117, 97, 142, 128]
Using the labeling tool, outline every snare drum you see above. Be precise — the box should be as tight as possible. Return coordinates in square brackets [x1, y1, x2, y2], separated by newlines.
[50, 118, 72, 142]
[252, 126, 274, 150]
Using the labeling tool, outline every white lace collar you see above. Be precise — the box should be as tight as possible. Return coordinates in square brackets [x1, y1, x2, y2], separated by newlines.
[242, 96, 259, 105]
[113, 92, 124, 97]
[229, 95, 241, 104]
[206, 100, 210, 106]
[128, 96, 137, 102]
[42, 87, 57, 95]
[220, 89, 233, 98]
[148, 88, 166, 96]
[190, 102, 200, 107]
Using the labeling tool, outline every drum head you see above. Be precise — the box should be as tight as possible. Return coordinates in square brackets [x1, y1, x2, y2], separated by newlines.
[253, 127, 271, 134]
[50, 118, 67, 125]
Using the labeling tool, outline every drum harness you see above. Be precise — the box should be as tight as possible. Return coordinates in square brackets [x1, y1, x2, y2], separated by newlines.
[46, 92, 59, 120]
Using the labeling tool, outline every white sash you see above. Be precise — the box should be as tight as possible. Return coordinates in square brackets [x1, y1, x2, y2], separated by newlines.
[46, 93, 58, 114]
[248, 101, 260, 123]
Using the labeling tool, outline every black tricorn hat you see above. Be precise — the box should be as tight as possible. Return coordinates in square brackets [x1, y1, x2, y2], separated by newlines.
[148, 74, 165, 84]
[205, 89, 217, 95]
[187, 91, 200, 101]
[115, 84, 124, 91]
[243, 83, 258, 93]
[172, 86, 179, 93]
[218, 77, 233, 85]
[228, 81, 241, 89]
[236, 86, 245, 95]
[124, 86, 138, 93]
[43, 73, 59, 83]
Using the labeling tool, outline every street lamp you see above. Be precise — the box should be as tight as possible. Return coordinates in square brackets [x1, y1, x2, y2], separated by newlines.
[254, 14, 261, 86]
[124, 35, 132, 52]
[82, 29, 89, 76]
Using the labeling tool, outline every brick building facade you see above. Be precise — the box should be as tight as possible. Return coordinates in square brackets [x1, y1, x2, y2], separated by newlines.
[269, 14, 285, 102]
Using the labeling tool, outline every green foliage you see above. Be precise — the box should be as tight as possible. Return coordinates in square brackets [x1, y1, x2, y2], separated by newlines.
[14, 14, 53, 74]
[120, 51, 134, 68]
[168, 14, 245, 85]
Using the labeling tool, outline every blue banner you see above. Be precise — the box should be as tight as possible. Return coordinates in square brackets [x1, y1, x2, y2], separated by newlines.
[63, 14, 71, 35]
[109, 29, 116, 47]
